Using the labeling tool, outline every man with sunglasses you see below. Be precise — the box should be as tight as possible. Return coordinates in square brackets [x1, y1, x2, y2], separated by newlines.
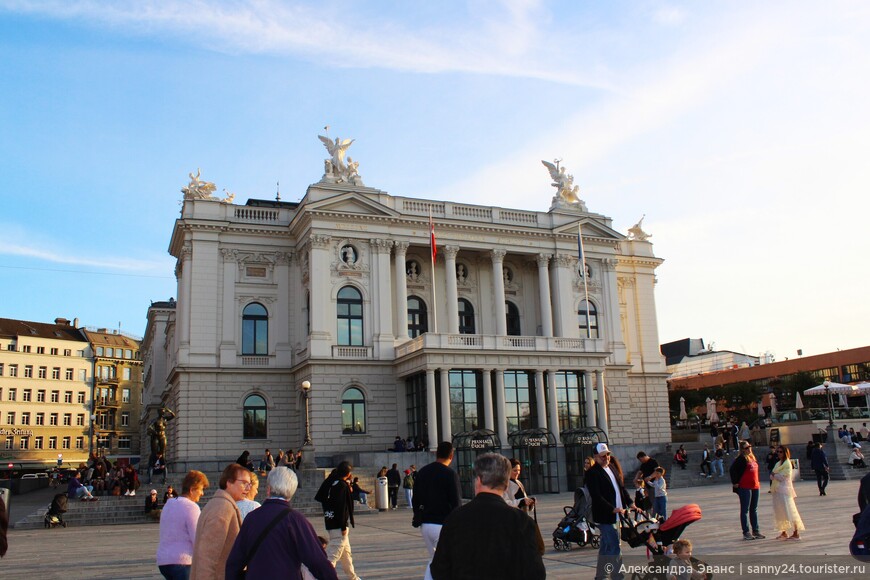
[586, 443, 637, 580]
[191, 463, 247, 579]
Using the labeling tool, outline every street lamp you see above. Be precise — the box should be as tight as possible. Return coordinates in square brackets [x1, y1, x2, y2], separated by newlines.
[89, 413, 96, 457]
[824, 380, 835, 429]
[301, 380, 312, 446]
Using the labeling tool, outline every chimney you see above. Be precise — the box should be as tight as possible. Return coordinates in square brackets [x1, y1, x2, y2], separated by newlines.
[54, 317, 70, 325]
[73, 318, 79, 328]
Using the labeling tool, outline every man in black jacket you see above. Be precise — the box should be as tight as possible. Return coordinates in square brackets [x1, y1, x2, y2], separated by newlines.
[412, 441, 463, 580]
[315, 461, 359, 580]
[430, 453, 545, 580]
[387, 463, 401, 509]
[585, 443, 635, 580]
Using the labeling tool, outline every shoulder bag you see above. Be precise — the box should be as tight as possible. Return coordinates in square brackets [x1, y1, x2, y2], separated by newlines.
[236, 506, 291, 579]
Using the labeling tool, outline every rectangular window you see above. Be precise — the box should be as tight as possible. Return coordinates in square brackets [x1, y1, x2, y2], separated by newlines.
[50, 413, 58, 426]
[4, 437, 12, 450]
[64, 391, 72, 403]
[96, 346, 103, 356]
[121, 412, 130, 427]
[122, 388, 131, 403]
[125, 349, 132, 359]
[51, 391, 59, 403]
[75, 437, 84, 449]
[24, 365, 33, 378]
[118, 436, 131, 450]
[62, 436, 70, 449]
[6, 412, 14, 424]
[78, 369, 87, 381]
[37, 389, 45, 402]
[107, 348, 114, 357]
[20, 436, 29, 450]
[448, 370, 482, 435]
[52, 367, 60, 379]
[7, 389, 15, 401]
[34, 436, 43, 449]
[64, 349, 71, 356]
[48, 436, 57, 449]
[36, 413, 44, 425]
[0, 363, 3, 375]
[9, 364, 18, 377]
[21, 412, 30, 425]
[37, 346, 45, 354]
[22, 345, 31, 353]
[65, 368, 73, 380]
[63, 413, 71, 426]
[123, 367, 132, 380]
[96, 435, 110, 449]
[50, 348, 58, 355]
[22, 389, 31, 402]
[38, 366, 47, 379]
[77, 392, 85, 404]
[76, 414, 85, 426]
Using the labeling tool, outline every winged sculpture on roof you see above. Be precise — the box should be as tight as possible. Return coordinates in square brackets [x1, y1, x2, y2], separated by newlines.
[542, 159, 582, 206]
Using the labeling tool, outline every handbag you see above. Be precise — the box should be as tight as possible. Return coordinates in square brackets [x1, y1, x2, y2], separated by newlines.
[236, 506, 291, 579]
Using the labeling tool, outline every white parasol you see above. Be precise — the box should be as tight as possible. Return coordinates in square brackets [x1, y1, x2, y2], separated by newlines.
[679, 396, 687, 420]
[709, 398, 719, 424]
[757, 400, 765, 416]
[769, 392, 777, 415]
[839, 393, 849, 408]
[795, 391, 804, 409]
[803, 381, 870, 396]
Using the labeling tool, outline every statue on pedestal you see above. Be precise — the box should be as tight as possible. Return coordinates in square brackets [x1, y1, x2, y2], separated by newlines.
[181, 168, 217, 200]
[627, 215, 652, 241]
[318, 132, 364, 185]
[147, 406, 176, 465]
[542, 159, 587, 211]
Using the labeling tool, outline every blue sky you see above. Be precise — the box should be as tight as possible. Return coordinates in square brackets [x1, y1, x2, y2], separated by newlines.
[1, 1, 868, 359]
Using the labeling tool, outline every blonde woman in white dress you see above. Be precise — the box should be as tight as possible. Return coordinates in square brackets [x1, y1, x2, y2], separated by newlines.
[770, 446, 804, 540]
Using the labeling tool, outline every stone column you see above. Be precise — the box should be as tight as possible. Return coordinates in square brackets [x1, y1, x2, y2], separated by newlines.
[494, 369, 508, 446]
[596, 370, 608, 434]
[440, 368, 452, 442]
[584, 370, 597, 427]
[536, 253, 554, 337]
[546, 371, 561, 444]
[308, 235, 333, 357]
[370, 239, 394, 357]
[219, 248, 237, 364]
[534, 370, 547, 430]
[443, 245, 460, 334]
[177, 243, 192, 350]
[274, 251, 293, 365]
[552, 254, 577, 338]
[394, 242, 410, 341]
[426, 369, 438, 449]
[491, 249, 507, 336]
[482, 369, 494, 431]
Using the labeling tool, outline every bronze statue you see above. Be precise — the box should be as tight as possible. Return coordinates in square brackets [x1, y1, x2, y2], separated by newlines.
[147, 406, 176, 463]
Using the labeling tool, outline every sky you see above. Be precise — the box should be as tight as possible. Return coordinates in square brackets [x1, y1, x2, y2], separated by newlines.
[1, 1, 868, 360]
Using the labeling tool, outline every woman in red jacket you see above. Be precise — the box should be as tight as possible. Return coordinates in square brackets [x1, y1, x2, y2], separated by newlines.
[729, 440, 766, 541]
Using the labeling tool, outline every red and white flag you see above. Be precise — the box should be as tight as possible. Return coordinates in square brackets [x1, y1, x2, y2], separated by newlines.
[429, 207, 437, 263]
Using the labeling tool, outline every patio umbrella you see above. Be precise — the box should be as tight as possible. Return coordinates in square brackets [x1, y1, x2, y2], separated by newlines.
[757, 400, 765, 416]
[840, 393, 849, 407]
[803, 381, 870, 396]
[769, 393, 777, 415]
[795, 391, 804, 409]
[709, 399, 719, 424]
[679, 396, 687, 420]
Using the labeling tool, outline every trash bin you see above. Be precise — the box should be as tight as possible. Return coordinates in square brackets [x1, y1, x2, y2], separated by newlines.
[376, 476, 388, 512]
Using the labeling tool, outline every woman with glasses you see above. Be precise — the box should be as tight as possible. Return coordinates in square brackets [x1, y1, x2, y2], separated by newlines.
[190, 464, 247, 580]
[770, 446, 804, 540]
[729, 441, 766, 541]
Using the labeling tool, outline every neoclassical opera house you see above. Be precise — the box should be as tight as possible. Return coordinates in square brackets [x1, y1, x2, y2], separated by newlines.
[141, 136, 669, 493]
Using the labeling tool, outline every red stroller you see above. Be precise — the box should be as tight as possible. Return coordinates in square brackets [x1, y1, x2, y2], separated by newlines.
[620, 504, 711, 579]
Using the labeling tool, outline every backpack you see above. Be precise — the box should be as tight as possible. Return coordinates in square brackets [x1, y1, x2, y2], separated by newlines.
[403, 474, 414, 489]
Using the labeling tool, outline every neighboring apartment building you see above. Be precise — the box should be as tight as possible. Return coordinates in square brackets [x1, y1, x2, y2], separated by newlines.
[662, 338, 760, 380]
[81, 328, 144, 461]
[139, 299, 175, 458]
[0, 317, 92, 469]
[142, 149, 669, 492]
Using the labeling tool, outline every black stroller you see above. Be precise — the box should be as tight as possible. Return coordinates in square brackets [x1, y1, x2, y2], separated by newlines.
[44, 493, 68, 528]
[553, 486, 600, 550]
[621, 504, 712, 580]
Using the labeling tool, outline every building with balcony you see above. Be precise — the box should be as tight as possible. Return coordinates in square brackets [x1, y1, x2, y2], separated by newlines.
[0, 317, 92, 470]
[144, 163, 669, 487]
[81, 328, 143, 461]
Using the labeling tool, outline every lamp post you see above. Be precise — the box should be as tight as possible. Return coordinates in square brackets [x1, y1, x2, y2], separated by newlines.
[824, 380, 835, 429]
[89, 413, 96, 457]
[300, 380, 315, 469]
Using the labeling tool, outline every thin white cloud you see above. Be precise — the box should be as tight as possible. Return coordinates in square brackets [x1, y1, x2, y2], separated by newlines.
[0, 0, 615, 89]
[0, 241, 167, 272]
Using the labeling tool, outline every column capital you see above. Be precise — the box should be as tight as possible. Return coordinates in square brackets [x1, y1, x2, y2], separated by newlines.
[275, 250, 294, 265]
[443, 245, 460, 260]
[490, 248, 507, 263]
[555, 253, 574, 267]
[536, 253, 552, 268]
[310, 234, 332, 249]
[393, 240, 410, 254]
[369, 238, 393, 255]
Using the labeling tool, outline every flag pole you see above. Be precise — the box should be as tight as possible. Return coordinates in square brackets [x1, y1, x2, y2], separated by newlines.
[578, 222, 591, 338]
[429, 205, 439, 334]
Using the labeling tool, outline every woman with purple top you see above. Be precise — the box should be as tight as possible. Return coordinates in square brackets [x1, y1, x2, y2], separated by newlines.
[156, 470, 209, 580]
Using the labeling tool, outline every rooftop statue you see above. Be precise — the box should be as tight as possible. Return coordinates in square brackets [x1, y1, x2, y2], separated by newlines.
[181, 168, 217, 200]
[318, 131, 364, 185]
[627, 215, 652, 241]
[542, 159, 586, 210]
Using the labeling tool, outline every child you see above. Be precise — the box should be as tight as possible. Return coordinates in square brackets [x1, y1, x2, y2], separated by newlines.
[668, 539, 706, 580]
[646, 466, 668, 520]
[301, 536, 329, 580]
[634, 477, 651, 512]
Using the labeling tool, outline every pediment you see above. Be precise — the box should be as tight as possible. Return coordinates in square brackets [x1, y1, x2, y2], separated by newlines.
[305, 192, 400, 218]
[553, 218, 624, 241]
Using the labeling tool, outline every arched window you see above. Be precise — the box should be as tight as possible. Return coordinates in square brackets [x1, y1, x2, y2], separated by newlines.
[337, 286, 363, 346]
[578, 299, 599, 339]
[242, 303, 268, 355]
[407, 296, 428, 338]
[243, 394, 267, 439]
[506, 301, 521, 336]
[458, 299, 475, 334]
[341, 387, 366, 434]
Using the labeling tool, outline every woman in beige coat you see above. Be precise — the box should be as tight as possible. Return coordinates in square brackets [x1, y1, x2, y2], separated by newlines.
[190, 464, 250, 579]
[770, 446, 805, 540]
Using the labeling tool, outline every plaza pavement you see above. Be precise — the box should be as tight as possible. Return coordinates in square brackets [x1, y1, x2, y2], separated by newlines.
[1, 478, 865, 579]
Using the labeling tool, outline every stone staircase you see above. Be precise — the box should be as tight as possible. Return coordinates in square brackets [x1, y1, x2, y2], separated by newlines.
[14, 468, 381, 530]
[653, 442, 733, 490]
[796, 439, 868, 482]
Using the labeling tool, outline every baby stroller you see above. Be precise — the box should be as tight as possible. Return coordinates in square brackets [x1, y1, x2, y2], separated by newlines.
[553, 486, 600, 550]
[621, 504, 711, 580]
[44, 493, 68, 528]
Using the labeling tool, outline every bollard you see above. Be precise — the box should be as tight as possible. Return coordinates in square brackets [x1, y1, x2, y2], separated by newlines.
[376, 476, 389, 511]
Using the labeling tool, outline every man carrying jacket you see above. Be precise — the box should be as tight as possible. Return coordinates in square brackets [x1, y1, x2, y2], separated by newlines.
[315, 461, 359, 580]
[585, 443, 637, 580]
